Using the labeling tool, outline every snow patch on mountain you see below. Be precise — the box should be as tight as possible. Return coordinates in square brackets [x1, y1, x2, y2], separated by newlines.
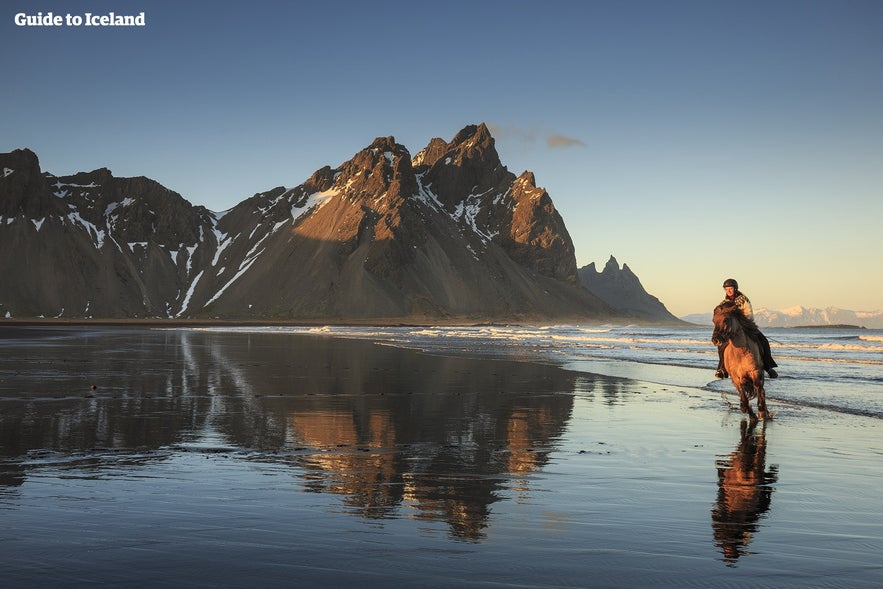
[293, 188, 336, 224]
[178, 270, 204, 317]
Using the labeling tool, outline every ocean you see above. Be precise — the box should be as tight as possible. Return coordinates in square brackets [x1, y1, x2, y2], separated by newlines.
[206, 323, 883, 418]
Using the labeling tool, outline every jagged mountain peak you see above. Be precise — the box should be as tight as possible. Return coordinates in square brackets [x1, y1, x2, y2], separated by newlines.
[329, 136, 418, 202]
[504, 172, 577, 285]
[367, 135, 400, 152]
[55, 167, 209, 247]
[1, 126, 619, 321]
[0, 148, 54, 218]
[413, 123, 500, 174]
[579, 256, 680, 322]
[261, 166, 337, 213]
[445, 122, 501, 170]
[602, 256, 638, 280]
[412, 137, 448, 170]
[450, 122, 493, 148]
[421, 123, 512, 211]
[513, 171, 538, 190]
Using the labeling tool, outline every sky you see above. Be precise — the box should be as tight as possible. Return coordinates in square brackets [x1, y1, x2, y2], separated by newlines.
[3, 0, 882, 316]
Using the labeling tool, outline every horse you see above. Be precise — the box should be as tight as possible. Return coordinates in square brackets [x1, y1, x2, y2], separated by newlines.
[712, 302, 770, 421]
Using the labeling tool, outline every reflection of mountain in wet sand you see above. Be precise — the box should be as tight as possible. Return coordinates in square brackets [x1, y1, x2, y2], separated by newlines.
[712, 420, 779, 564]
[280, 344, 575, 540]
[0, 328, 583, 541]
[292, 409, 403, 517]
[287, 399, 566, 540]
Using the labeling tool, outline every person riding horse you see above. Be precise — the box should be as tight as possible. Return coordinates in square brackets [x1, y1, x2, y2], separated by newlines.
[714, 279, 778, 379]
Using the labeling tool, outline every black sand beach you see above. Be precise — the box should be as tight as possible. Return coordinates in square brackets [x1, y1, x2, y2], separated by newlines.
[1, 326, 881, 587]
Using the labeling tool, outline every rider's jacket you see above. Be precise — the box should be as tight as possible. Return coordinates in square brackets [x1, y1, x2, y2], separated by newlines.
[721, 291, 754, 321]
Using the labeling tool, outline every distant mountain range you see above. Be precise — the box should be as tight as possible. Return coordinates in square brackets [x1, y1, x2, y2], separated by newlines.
[1, 123, 677, 323]
[682, 306, 883, 329]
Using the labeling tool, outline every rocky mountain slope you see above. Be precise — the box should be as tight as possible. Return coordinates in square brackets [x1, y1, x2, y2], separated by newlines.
[578, 256, 681, 323]
[1, 124, 623, 322]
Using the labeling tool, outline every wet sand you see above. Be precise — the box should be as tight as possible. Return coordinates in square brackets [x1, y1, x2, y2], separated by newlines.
[1, 326, 881, 587]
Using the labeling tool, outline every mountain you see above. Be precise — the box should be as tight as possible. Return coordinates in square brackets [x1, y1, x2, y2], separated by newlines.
[682, 306, 883, 328]
[578, 256, 681, 323]
[754, 306, 883, 328]
[0, 124, 619, 322]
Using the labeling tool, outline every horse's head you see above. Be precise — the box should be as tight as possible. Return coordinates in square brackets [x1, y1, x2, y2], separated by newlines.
[712, 302, 740, 344]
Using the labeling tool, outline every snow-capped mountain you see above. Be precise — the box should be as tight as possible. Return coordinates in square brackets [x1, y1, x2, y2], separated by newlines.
[682, 306, 883, 328]
[1, 124, 624, 322]
[754, 306, 883, 329]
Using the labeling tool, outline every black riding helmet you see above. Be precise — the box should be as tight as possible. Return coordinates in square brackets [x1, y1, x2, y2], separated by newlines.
[723, 278, 738, 289]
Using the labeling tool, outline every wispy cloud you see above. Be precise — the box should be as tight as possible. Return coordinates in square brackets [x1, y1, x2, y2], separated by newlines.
[546, 134, 586, 149]
[486, 123, 539, 144]
[487, 123, 585, 150]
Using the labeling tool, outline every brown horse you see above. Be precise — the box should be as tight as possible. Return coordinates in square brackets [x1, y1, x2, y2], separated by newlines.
[712, 303, 770, 420]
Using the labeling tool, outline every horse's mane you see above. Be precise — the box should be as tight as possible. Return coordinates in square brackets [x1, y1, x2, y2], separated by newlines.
[714, 301, 760, 332]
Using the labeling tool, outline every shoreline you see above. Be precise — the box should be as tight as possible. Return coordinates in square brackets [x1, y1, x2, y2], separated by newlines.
[0, 314, 692, 328]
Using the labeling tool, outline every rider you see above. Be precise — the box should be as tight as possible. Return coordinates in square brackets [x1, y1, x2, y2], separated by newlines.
[715, 278, 778, 379]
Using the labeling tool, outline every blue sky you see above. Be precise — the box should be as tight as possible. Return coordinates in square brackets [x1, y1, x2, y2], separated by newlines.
[4, 0, 882, 315]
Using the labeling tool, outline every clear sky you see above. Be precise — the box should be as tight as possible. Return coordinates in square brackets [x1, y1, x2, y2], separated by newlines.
[4, 0, 882, 316]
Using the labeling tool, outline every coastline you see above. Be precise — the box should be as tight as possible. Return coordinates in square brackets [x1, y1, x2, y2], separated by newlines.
[0, 316, 524, 328]
[0, 313, 692, 330]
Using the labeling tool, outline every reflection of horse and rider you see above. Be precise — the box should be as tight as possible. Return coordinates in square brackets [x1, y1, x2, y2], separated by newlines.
[713, 279, 778, 380]
[711, 420, 778, 563]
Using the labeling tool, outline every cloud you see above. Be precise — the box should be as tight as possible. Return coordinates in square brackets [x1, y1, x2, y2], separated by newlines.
[546, 134, 586, 149]
[486, 123, 539, 144]
[487, 123, 585, 150]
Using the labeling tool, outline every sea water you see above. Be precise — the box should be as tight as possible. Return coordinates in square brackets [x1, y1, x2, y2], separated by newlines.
[214, 324, 883, 418]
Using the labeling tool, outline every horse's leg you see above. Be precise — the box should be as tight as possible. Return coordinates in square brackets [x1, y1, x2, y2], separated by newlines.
[734, 379, 749, 415]
[756, 378, 770, 420]
[737, 377, 757, 420]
